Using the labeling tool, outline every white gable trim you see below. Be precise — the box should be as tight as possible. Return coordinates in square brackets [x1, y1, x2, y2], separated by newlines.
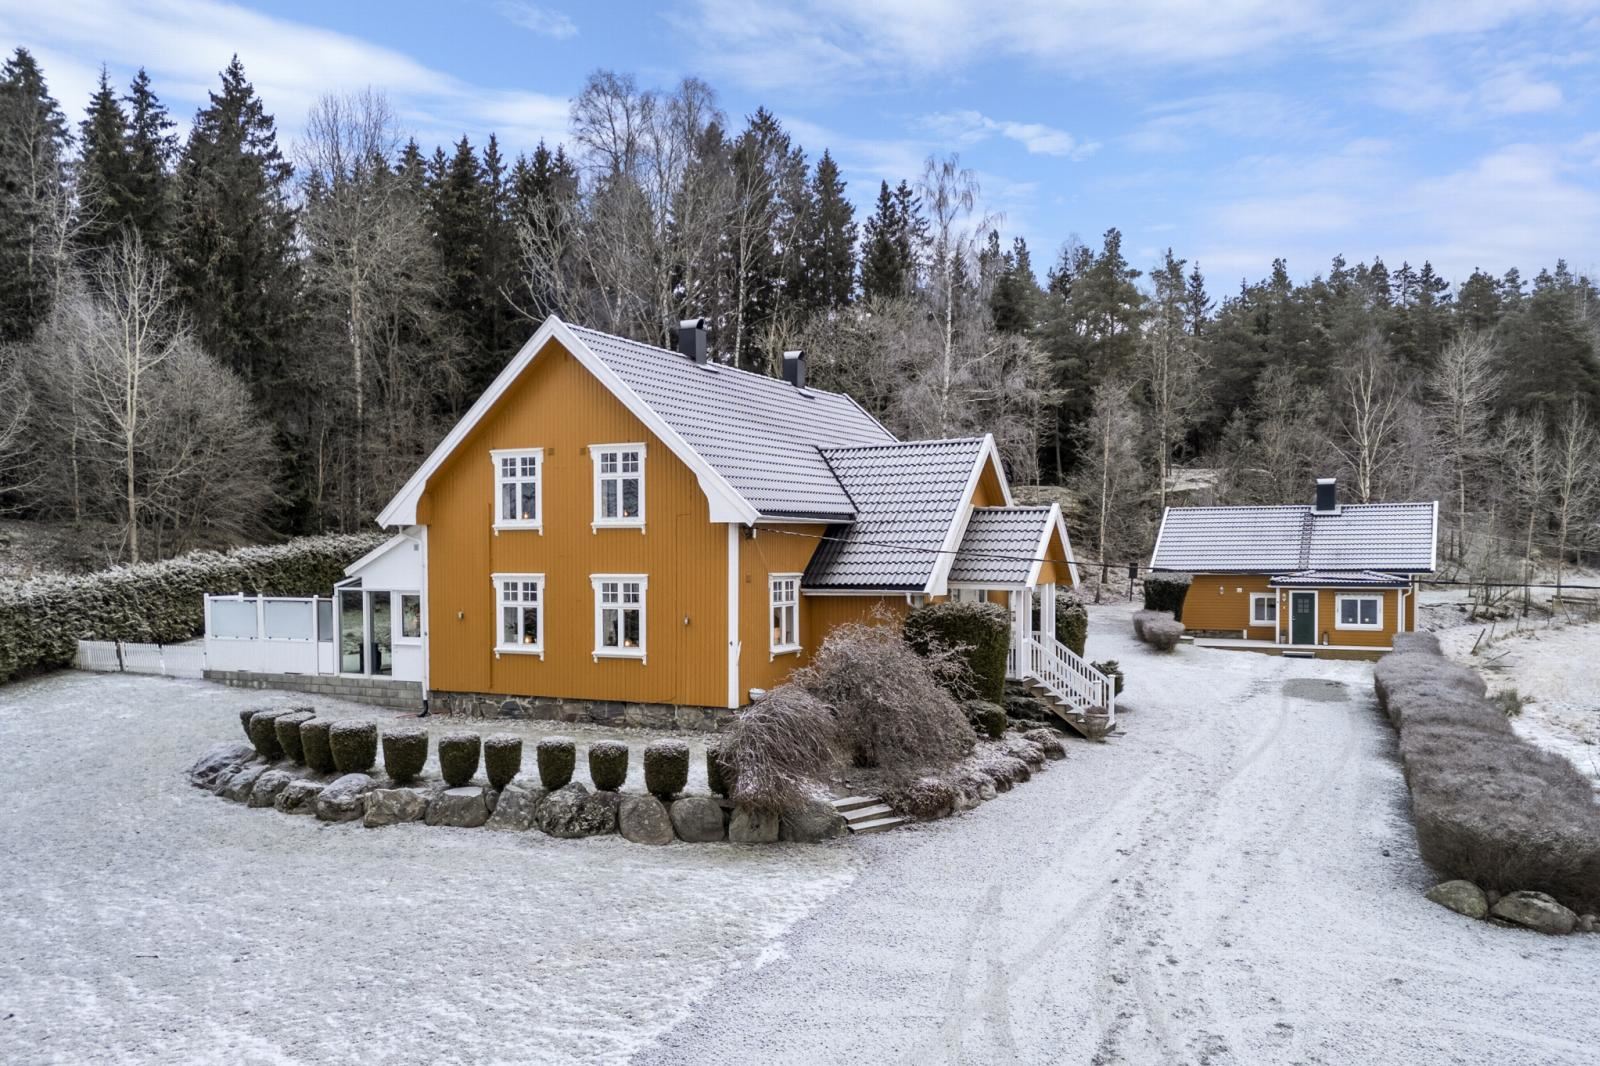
[344, 527, 421, 579]
[1148, 506, 1173, 571]
[925, 435, 1013, 596]
[1024, 502, 1082, 589]
[376, 316, 760, 528]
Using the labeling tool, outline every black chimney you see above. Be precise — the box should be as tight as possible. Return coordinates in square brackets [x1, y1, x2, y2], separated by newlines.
[1314, 477, 1338, 513]
[782, 349, 807, 389]
[677, 318, 708, 364]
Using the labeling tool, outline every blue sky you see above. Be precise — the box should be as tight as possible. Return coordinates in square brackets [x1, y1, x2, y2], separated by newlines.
[6, 0, 1600, 288]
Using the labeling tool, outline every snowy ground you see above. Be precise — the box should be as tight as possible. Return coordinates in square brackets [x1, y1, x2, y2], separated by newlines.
[1424, 591, 1600, 787]
[4, 607, 1599, 1065]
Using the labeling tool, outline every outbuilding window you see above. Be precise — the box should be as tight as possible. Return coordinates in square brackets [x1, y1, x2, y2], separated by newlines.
[1336, 594, 1383, 631]
[770, 574, 800, 654]
[1249, 592, 1277, 625]
[492, 449, 543, 530]
[398, 593, 422, 640]
[494, 574, 544, 655]
[592, 444, 645, 528]
[592, 575, 646, 658]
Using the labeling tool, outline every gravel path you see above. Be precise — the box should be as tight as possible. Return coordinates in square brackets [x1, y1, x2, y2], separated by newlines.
[636, 604, 1600, 1065]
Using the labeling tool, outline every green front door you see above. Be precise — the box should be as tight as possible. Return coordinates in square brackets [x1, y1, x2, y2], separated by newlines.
[1290, 592, 1316, 645]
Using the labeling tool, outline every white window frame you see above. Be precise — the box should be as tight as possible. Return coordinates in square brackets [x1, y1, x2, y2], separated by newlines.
[493, 573, 546, 657]
[770, 573, 801, 657]
[396, 592, 422, 643]
[591, 574, 647, 660]
[1335, 593, 1384, 632]
[492, 448, 543, 532]
[1249, 592, 1277, 627]
[591, 443, 646, 530]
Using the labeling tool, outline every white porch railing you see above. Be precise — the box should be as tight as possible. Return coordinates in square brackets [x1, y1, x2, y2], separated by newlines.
[1020, 636, 1116, 728]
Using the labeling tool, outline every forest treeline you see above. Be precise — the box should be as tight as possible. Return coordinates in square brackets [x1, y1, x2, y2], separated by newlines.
[0, 50, 1596, 586]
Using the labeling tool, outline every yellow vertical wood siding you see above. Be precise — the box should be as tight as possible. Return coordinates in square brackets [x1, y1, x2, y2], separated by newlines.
[738, 523, 824, 696]
[1181, 573, 1405, 646]
[422, 338, 728, 706]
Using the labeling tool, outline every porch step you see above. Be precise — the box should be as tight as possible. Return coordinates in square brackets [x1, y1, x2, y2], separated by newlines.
[829, 795, 909, 834]
[840, 803, 895, 823]
[1023, 682, 1115, 741]
[829, 795, 882, 814]
[849, 815, 910, 834]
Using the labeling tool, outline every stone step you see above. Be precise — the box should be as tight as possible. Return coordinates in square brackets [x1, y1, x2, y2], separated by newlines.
[849, 815, 909, 834]
[830, 795, 882, 813]
[843, 803, 896, 823]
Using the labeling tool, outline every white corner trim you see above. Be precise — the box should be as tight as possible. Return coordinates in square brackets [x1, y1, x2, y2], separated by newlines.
[376, 315, 760, 528]
[726, 523, 741, 709]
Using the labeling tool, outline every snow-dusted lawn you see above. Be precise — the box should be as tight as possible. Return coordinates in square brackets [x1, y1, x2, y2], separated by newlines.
[5, 608, 1599, 1065]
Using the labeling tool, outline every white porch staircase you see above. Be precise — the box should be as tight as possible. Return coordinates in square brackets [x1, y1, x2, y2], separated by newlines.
[1017, 636, 1117, 739]
[830, 795, 909, 834]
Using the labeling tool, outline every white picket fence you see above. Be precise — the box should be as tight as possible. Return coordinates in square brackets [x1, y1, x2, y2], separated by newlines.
[75, 639, 207, 679]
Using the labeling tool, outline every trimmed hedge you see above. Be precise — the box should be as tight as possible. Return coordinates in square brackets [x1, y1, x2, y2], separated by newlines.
[300, 719, 336, 774]
[0, 533, 385, 685]
[1055, 591, 1089, 659]
[246, 708, 292, 760]
[1143, 572, 1191, 621]
[903, 600, 1010, 702]
[588, 740, 629, 791]
[274, 711, 315, 765]
[1376, 645, 1600, 912]
[383, 727, 429, 784]
[536, 736, 575, 790]
[330, 721, 377, 773]
[484, 734, 523, 790]
[1145, 619, 1185, 651]
[238, 707, 257, 741]
[439, 732, 482, 787]
[705, 741, 734, 798]
[644, 739, 690, 800]
[1132, 610, 1170, 642]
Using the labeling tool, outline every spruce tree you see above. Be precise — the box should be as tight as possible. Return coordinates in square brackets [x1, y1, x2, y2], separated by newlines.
[77, 66, 132, 254]
[428, 136, 492, 392]
[792, 149, 855, 313]
[859, 179, 922, 302]
[0, 47, 71, 342]
[989, 236, 1041, 334]
[1184, 262, 1211, 336]
[122, 68, 176, 245]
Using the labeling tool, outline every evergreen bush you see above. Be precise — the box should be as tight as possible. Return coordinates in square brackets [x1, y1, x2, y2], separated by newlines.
[439, 732, 482, 787]
[274, 710, 315, 765]
[588, 740, 629, 791]
[246, 709, 290, 760]
[705, 740, 734, 798]
[300, 718, 336, 774]
[903, 600, 1010, 702]
[329, 721, 378, 773]
[535, 736, 575, 790]
[963, 699, 1009, 740]
[383, 727, 429, 784]
[238, 707, 256, 740]
[1132, 609, 1170, 642]
[1055, 590, 1089, 658]
[644, 739, 690, 800]
[1092, 660, 1126, 697]
[1145, 619, 1186, 651]
[0, 533, 384, 685]
[484, 733, 523, 790]
[1143, 572, 1191, 620]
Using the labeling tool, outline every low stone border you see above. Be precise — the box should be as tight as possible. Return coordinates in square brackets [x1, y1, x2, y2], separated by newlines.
[186, 742, 846, 844]
[1424, 879, 1597, 936]
[868, 728, 1068, 822]
[429, 690, 731, 732]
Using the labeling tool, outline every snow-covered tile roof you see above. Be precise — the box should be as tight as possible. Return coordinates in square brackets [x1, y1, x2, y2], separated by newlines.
[571, 326, 897, 520]
[1268, 570, 1412, 588]
[803, 438, 988, 590]
[948, 507, 1054, 585]
[1150, 502, 1436, 574]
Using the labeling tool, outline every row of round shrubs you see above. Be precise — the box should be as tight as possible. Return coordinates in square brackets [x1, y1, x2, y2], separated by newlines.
[241, 706, 737, 798]
[1132, 609, 1185, 651]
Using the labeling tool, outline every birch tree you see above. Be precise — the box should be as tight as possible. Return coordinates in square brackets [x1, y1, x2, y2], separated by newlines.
[1426, 331, 1500, 556]
[917, 154, 989, 438]
[1330, 334, 1410, 503]
[1502, 412, 1554, 610]
[1141, 251, 1208, 511]
[1071, 379, 1146, 599]
[1549, 400, 1600, 597]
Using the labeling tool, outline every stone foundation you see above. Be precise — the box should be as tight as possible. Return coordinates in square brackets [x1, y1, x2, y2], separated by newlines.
[429, 690, 733, 732]
[205, 670, 424, 713]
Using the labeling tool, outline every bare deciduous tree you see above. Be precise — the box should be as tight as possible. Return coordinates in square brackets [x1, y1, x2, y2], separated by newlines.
[1427, 331, 1500, 557]
[1330, 334, 1410, 503]
[1502, 412, 1554, 611]
[1071, 378, 1146, 599]
[1549, 400, 1600, 598]
[1141, 253, 1208, 511]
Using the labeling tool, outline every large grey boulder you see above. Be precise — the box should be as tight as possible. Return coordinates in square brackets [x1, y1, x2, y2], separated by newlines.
[670, 796, 726, 843]
[534, 782, 593, 838]
[618, 794, 674, 845]
[780, 798, 848, 842]
[247, 769, 298, 809]
[316, 773, 377, 822]
[188, 742, 256, 790]
[364, 788, 429, 828]
[275, 778, 325, 815]
[485, 783, 543, 832]
[219, 763, 268, 802]
[426, 786, 490, 828]
[1491, 891, 1578, 934]
[577, 791, 622, 836]
[728, 805, 780, 844]
[1021, 728, 1067, 760]
[1424, 880, 1489, 920]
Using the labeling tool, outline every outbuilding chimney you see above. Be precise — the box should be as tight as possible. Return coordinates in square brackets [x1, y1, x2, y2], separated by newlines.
[782, 349, 807, 389]
[1314, 477, 1338, 514]
[677, 318, 708, 364]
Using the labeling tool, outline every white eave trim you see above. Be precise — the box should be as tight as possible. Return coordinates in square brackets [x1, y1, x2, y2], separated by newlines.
[1148, 506, 1173, 571]
[925, 434, 1012, 596]
[343, 527, 420, 579]
[1025, 502, 1081, 589]
[375, 315, 760, 528]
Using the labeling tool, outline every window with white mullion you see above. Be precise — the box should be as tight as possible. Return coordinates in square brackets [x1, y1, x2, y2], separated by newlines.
[592, 444, 645, 526]
[593, 575, 646, 657]
[770, 574, 800, 654]
[494, 574, 544, 654]
[1336, 594, 1383, 631]
[492, 449, 542, 529]
[1249, 592, 1278, 625]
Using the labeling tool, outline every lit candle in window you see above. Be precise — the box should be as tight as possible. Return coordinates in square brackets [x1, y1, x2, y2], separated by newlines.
[523, 633, 533, 644]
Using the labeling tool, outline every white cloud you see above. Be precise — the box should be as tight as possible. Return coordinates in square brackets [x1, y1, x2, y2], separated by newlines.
[1479, 68, 1564, 114]
[923, 110, 1097, 158]
[496, 2, 577, 40]
[1124, 92, 1329, 153]
[0, 0, 571, 153]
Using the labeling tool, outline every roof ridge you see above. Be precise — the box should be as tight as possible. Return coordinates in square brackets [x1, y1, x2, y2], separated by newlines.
[821, 436, 987, 455]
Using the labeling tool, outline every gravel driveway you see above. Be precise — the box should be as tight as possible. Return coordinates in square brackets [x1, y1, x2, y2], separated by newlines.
[4, 604, 1599, 1065]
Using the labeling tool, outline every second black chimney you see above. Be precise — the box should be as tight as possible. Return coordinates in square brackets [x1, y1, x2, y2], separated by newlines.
[677, 318, 708, 364]
[1314, 477, 1338, 513]
[782, 349, 807, 389]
